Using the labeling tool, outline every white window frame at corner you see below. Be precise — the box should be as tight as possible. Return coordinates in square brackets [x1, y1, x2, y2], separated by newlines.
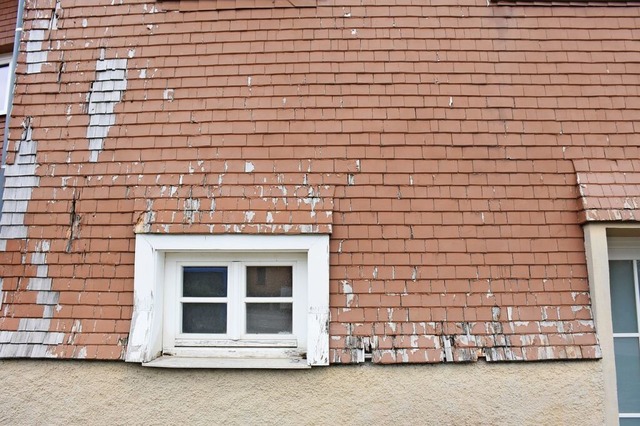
[125, 234, 330, 369]
[584, 224, 640, 424]
[0, 53, 12, 116]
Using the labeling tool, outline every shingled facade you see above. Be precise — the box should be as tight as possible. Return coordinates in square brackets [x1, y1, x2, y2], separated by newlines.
[0, 0, 639, 423]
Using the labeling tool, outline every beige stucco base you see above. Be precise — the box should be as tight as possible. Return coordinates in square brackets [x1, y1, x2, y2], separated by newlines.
[0, 359, 604, 424]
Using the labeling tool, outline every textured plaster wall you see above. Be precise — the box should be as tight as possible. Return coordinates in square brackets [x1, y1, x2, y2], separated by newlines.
[0, 360, 604, 425]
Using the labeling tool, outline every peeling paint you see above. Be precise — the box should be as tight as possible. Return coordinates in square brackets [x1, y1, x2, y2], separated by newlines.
[163, 88, 174, 101]
[134, 200, 155, 233]
[183, 197, 200, 224]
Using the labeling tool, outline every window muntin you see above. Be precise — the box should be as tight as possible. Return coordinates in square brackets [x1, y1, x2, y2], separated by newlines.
[164, 252, 306, 354]
[609, 257, 640, 421]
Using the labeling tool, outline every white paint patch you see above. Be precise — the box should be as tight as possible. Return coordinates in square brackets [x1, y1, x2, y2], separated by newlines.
[86, 57, 128, 162]
[443, 337, 453, 362]
[143, 4, 158, 13]
[26, 29, 46, 74]
[50, 0, 61, 30]
[163, 88, 174, 101]
[245, 161, 255, 173]
[298, 225, 314, 233]
[0, 236, 65, 357]
[76, 347, 88, 359]
[0, 119, 39, 248]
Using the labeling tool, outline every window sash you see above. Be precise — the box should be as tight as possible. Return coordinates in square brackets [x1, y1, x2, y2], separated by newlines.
[165, 254, 303, 352]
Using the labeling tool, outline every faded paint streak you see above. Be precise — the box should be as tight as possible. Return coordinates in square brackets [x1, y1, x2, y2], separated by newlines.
[86, 55, 128, 162]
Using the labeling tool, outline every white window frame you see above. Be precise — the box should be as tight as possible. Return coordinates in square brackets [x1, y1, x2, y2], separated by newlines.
[126, 234, 330, 369]
[584, 224, 640, 424]
[0, 53, 11, 116]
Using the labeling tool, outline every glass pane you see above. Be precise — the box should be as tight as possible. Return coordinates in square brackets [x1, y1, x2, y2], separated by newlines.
[0, 64, 8, 111]
[246, 303, 292, 334]
[620, 419, 640, 426]
[614, 337, 640, 414]
[182, 303, 226, 334]
[246, 266, 292, 297]
[609, 260, 638, 333]
[183, 267, 227, 297]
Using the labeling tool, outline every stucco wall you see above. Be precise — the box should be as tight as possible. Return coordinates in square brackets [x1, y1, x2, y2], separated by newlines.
[0, 359, 604, 425]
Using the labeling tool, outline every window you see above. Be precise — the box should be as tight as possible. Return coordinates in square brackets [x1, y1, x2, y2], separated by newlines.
[126, 234, 330, 369]
[608, 240, 640, 423]
[0, 53, 11, 115]
[584, 225, 640, 424]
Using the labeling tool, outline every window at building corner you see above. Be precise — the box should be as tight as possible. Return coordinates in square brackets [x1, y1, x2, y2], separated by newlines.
[126, 234, 330, 369]
[609, 256, 640, 423]
[0, 53, 11, 116]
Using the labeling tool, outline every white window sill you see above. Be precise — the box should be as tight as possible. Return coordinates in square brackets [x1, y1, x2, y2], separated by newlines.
[143, 356, 311, 369]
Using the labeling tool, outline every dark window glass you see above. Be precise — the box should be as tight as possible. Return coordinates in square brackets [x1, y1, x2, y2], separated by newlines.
[246, 303, 292, 334]
[614, 337, 640, 414]
[182, 303, 226, 334]
[183, 266, 227, 298]
[246, 266, 292, 298]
